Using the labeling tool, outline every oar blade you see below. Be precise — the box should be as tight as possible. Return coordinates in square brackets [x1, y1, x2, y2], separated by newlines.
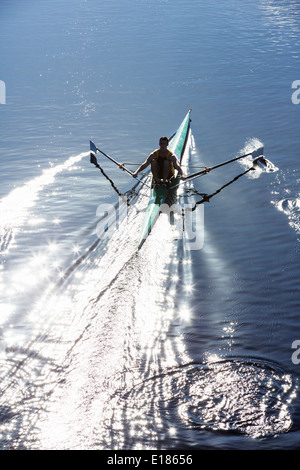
[90, 141, 98, 166]
[253, 156, 277, 172]
[251, 146, 264, 160]
[251, 146, 278, 172]
[90, 140, 97, 154]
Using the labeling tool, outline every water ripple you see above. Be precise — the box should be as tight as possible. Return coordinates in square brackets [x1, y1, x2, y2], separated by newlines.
[118, 358, 297, 441]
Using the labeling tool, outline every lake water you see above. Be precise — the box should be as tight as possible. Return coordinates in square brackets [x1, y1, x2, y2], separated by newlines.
[0, 0, 300, 451]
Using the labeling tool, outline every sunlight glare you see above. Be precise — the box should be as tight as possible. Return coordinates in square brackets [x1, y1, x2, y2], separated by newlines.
[72, 245, 80, 255]
[0, 303, 15, 324]
[179, 305, 191, 322]
[47, 242, 58, 253]
[184, 283, 193, 293]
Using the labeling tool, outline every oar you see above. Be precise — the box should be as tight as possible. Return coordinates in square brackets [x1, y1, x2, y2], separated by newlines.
[90, 141, 151, 189]
[170, 146, 264, 189]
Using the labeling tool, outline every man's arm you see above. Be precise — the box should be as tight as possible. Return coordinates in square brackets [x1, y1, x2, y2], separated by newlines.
[171, 154, 185, 178]
[133, 153, 154, 177]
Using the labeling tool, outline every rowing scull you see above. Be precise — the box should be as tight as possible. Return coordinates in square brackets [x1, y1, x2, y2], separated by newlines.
[137, 109, 192, 250]
[89, 112, 275, 250]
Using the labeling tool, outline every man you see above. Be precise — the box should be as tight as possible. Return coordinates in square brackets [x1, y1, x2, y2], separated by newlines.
[133, 136, 185, 185]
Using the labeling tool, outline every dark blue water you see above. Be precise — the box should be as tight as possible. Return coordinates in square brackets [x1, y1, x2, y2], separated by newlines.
[0, 0, 300, 450]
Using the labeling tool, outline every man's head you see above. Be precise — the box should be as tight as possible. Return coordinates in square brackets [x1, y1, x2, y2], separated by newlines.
[159, 136, 169, 148]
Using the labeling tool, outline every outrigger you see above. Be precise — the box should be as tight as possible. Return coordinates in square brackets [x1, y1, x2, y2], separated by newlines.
[89, 109, 276, 250]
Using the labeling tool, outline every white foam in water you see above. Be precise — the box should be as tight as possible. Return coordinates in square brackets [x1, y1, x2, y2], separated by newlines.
[238, 138, 278, 178]
[0, 152, 88, 232]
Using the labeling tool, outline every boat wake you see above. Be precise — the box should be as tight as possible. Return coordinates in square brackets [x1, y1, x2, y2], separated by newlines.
[0, 139, 194, 449]
[0, 136, 297, 450]
[0, 151, 89, 255]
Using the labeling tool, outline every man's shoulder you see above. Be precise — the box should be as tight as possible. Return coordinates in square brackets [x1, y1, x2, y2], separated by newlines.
[168, 150, 177, 159]
[148, 149, 159, 158]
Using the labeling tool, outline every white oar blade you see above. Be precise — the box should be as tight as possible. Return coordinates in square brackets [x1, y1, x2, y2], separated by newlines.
[252, 146, 278, 172]
[252, 146, 264, 160]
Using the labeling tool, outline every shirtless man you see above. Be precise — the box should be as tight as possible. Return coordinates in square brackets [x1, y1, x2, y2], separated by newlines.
[133, 136, 185, 185]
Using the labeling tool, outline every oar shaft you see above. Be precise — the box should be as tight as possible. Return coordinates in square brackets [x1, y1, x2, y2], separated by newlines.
[171, 150, 259, 190]
[93, 144, 151, 189]
[96, 147, 134, 177]
[187, 151, 253, 180]
[210, 151, 253, 171]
